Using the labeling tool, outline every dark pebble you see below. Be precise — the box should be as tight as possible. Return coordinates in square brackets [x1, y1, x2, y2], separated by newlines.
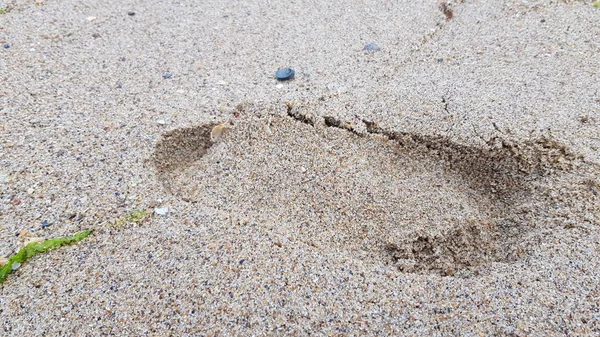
[162, 72, 173, 79]
[437, 58, 444, 62]
[119, 56, 126, 61]
[540, 19, 545, 23]
[2, 43, 9, 49]
[363, 42, 380, 52]
[42, 220, 51, 229]
[128, 11, 136, 16]
[92, 33, 101, 38]
[275, 67, 295, 81]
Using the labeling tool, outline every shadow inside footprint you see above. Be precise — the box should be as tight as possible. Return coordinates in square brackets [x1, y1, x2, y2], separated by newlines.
[152, 123, 219, 192]
[151, 112, 585, 276]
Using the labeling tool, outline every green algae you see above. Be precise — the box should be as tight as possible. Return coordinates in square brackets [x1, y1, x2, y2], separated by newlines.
[110, 209, 148, 228]
[0, 230, 93, 284]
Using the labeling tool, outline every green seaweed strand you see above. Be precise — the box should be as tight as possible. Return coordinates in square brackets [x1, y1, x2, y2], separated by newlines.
[0, 230, 93, 283]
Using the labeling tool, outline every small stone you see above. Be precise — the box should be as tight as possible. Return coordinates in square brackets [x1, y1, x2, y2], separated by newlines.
[11, 262, 21, 271]
[275, 68, 295, 81]
[127, 11, 136, 16]
[86, 16, 96, 21]
[92, 33, 101, 38]
[27, 188, 34, 195]
[0, 172, 9, 183]
[0, 257, 8, 266]
[437, 58, 444, 62]
[154, 206, 169, 216]
[3, 43, 9, 49]
[162, 72, 173, 79]
[42, 220, 51, 229]
[363, 42, 380, 52]
[156, 119, 167, 125]
[119, 56, 126, 61]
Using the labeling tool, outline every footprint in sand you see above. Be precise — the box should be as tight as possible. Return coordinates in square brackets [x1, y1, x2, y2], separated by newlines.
[151, 104, 592, 276]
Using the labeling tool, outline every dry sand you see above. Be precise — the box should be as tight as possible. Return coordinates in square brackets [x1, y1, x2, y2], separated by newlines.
[1, 0, 600, 335]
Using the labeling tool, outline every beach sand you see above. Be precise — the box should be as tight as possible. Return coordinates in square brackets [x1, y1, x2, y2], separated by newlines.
[1, 0, 599, 335]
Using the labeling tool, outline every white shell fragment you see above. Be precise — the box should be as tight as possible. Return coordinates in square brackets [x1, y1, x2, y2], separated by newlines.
[154, 207, 169, 216]
[0, 172, 9, 184]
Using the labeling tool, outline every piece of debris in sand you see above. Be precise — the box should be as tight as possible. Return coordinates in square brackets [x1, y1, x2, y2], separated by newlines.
[211, 123, 231, 142]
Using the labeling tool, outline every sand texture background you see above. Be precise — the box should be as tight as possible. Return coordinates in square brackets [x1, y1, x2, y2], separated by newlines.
[1, 0, 600, 335]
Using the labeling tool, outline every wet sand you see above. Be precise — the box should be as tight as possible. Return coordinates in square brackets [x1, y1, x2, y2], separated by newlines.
[1, 0, 599, 335]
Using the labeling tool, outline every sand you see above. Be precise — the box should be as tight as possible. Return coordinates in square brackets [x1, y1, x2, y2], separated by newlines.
[1, 0, 599, 335]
